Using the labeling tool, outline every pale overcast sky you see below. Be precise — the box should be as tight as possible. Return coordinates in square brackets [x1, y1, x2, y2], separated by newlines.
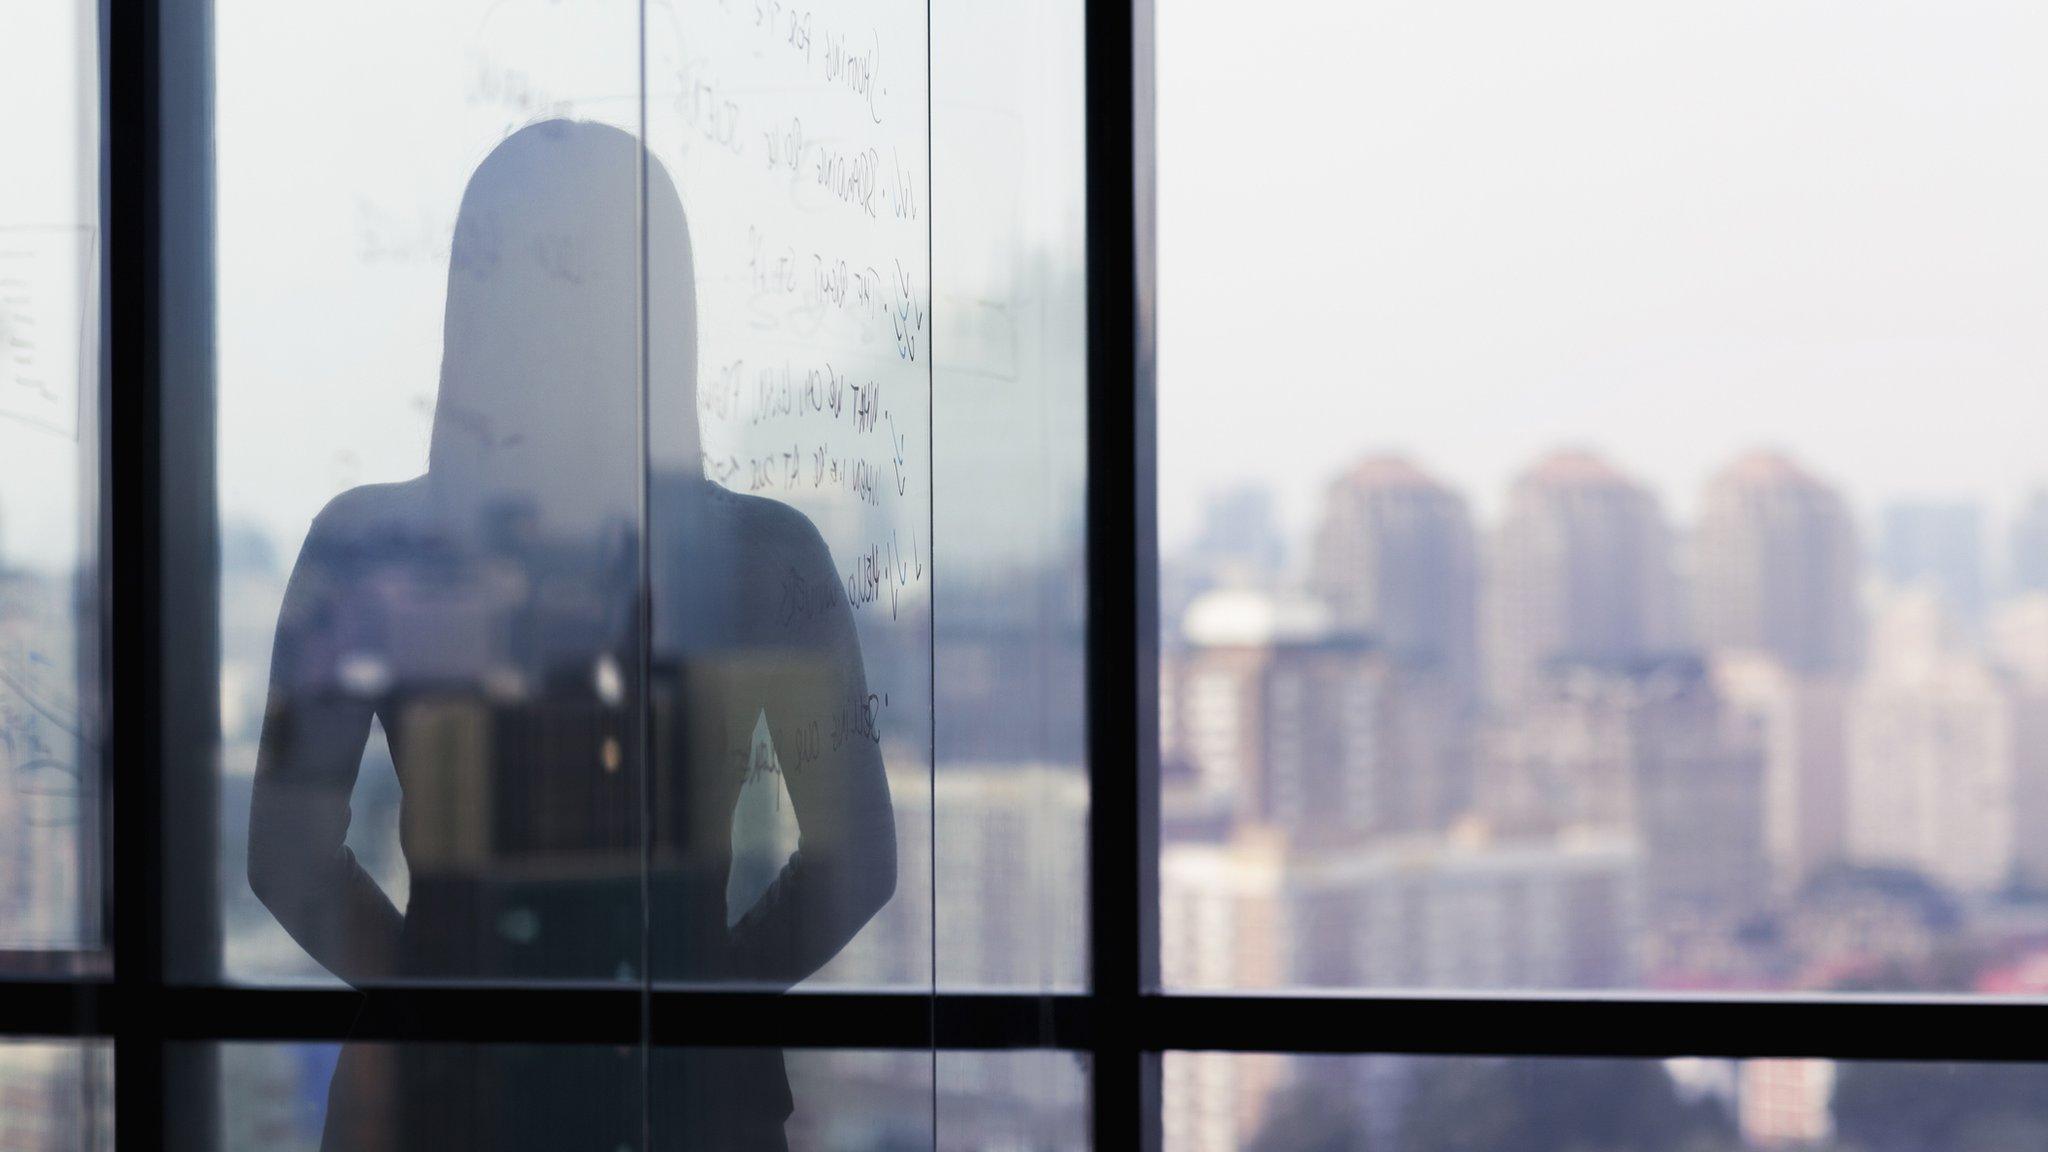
[1157, 0, 2048, 552]
[9, 1, 2046, 574]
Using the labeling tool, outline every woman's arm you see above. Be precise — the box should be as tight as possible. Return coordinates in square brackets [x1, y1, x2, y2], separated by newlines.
[726, 517, 897, 988]
[247, 500, 405, 985]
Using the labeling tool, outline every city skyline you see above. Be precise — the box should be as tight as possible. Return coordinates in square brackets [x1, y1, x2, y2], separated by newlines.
[1162, 434, 2048, 1015]
[1176, 447, 2048, 596]
[1159, 0, 2048, 557]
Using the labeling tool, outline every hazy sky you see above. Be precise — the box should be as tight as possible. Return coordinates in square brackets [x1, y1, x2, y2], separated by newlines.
[2, 0, 1083, 577]
[1157, 0, 2048, 551]
[0, 1, 94, 572]
[11, 0, 2045, 573]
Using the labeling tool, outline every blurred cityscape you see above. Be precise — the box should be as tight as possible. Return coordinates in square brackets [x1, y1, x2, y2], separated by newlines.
[1161, 449, 2048, 1150]
[1172, 1054, 2048, 1152]
[1, 498, 1091, 1149]
[23, 433, 2048, 1149]
[0, 513, 110, 1150]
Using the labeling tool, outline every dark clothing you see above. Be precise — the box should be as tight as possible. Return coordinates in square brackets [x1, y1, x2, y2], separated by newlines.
[256, 477, 891, 1151]
[249, 122, 893, 1151]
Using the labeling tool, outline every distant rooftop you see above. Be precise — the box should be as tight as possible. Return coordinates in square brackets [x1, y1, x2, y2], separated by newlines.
[1711, 448, 1828, 490]
[1518, 448, 1636, 489]
[1336, 454, 1445, 492]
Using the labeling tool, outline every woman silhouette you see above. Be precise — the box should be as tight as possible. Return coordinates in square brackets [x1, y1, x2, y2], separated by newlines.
[248, 119, 896, 1150]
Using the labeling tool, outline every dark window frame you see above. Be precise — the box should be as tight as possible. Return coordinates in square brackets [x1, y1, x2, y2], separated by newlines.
[5, 2, 2040, 1151]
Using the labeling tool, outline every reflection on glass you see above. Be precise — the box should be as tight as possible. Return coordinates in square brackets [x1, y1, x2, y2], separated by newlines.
[0, 0, 100, 962]
[244, 122, 650, 1144]
[639, 0, 936, 994]
[1158, 0, 2048, 997]
[244, 120, 899, 1145]
[216, 0, 934, 997]
[249, 123, 651, 988]
[1166, 1052, 2048, 1152]
[0, 1041, 111, 1149]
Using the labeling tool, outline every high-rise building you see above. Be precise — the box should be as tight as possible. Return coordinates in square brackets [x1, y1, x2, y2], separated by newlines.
[1164, 485, 1290, 650]
[1692, 451, 1861, 674]
[1991, 594, 2048, 890]
[1738, 1059, 1837, 1149]
[1162, 590, 1469, 845]
[2010, 491, 2048, 594]
[1481, 657, 1770, 933]
[1713, 653, 1851, 893]
[1162, 1050, 1293, 1152]
[0, 1044, 111, 1151]
[1486, 450, 1680, 707]
[1308, 456, 1479, 700]
[1846, 593, 2017, 891]
[817, 762, 1089, 992]
[1878, 501, 1986, 627]
[1159, 827, 1641, 993]
[1992, 593, 2048, 690]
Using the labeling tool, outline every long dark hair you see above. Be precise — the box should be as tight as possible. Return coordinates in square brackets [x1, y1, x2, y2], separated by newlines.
[427, 118, 700, 540]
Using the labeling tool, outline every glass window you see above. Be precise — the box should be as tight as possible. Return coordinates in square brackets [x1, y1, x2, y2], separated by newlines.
[212, 0, 654, 989]
[0, 1041, 112, 1149]
[13, 0, 1092, 1145]
[1157, 0, 2048, 998]
[930, 0, 1090, 993]
[196, 0, 955, 1144]
[1166, 1052, 2048, 1152]
[206, 1045, 1089, 1152]
[0, 0, 102, 967]
[938, 1052, 1087, 1152]
[210, 0, 932, 991]
[59, 0, 2048, 1146]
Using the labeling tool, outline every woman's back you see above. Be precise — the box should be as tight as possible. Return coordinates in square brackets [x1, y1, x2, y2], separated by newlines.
[249, 119, 894, 1151]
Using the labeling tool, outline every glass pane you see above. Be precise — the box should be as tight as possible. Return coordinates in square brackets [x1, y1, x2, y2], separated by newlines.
[215, 0, 934, 991]
[1165, 1052, 2048, 1152]
[204, 0, 939, 1138]
[0, 1041, 112, 1150]
[928, 0, 1090, 993]
[1158, 0, 2048, 995]
[208, 1044, 947, 1152]
[213, 1042, 639, 1151]
[214, 0, 650, 988]
[938, 1052, 1088, 1152]
[639, 0, 933, 995]
[784, 1050, 935, 1151]
[0, 0, 102, 964]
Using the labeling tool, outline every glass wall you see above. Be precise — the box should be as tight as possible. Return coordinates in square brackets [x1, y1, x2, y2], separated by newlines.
[0, 0, 103, 968]
[207, 1045, 1088, 1152]
[175, 0, 1093, 1145]
[929, 0, 1090, 995]
[1157, 0, 2048, 998]
[203, 0, 947, 1143]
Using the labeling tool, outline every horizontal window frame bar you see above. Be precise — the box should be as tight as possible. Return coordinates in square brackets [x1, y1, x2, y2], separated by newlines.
[1142, 994, 2048, 1063]
[10, 983, 2048, 1062]
[0, 985, 1090, 1050]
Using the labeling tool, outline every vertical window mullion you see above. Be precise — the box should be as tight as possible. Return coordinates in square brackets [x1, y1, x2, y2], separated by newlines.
[107, 0, 219, 1145]
[1086, 0, 1159, 1145]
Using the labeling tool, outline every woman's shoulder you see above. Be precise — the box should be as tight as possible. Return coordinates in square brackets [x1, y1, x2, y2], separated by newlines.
[657, 479, 831, 562]
[296, 476, 434, 564]
[719, 489, 837, 575]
